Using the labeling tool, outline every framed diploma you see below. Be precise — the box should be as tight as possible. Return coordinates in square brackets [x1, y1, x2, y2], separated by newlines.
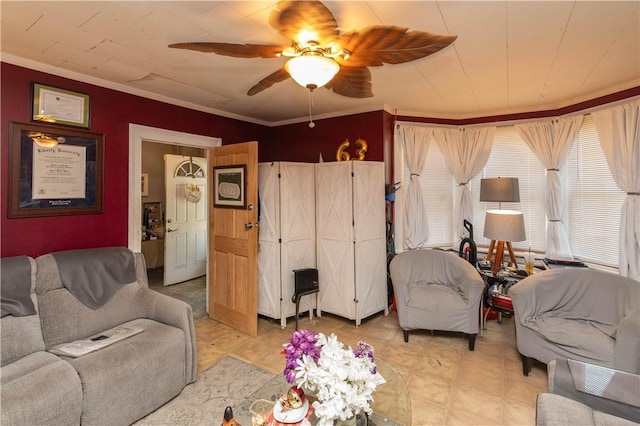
[8, 122, 104, 218]
[31, 83, 91, 128]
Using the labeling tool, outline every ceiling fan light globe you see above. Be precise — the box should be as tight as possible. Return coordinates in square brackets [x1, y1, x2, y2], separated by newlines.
[285, 55, 339, 89]
[28, 132, 61, 148]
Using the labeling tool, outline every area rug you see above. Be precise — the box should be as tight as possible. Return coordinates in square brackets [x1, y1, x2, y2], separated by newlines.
[135, 356, 276, 425]
[136, 355, 407, 426]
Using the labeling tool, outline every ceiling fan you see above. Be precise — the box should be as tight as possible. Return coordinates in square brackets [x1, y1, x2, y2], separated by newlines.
[169, 1, 457, 98]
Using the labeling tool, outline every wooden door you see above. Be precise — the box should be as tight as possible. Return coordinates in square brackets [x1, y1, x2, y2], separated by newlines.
[164, 154, 207, 286]
[208, 142, 258, 336]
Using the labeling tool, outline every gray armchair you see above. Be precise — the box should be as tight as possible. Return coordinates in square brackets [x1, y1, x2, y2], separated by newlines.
[389, 249, 484, 350]
[509, 269, 640, 376]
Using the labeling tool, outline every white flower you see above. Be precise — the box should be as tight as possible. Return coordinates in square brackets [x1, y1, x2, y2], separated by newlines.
[291, 333, 385, 426]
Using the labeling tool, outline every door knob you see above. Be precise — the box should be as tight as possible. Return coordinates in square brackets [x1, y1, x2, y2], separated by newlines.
[167, 227, 178, 232]
[245, 223, 253, 230]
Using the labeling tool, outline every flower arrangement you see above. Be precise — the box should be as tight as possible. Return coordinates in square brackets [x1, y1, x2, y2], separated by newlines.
[282, 330, 385, 426]
[185, 183, 202, 203]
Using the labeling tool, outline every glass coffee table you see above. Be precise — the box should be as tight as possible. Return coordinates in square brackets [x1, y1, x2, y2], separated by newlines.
[233, 358, 411, 425]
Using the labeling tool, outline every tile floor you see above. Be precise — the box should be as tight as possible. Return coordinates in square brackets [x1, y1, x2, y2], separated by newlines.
[150, 273, 548, 425]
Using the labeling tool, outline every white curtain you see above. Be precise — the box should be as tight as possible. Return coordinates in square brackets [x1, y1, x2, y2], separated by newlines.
[433, 126, 495, 241]
[516, 116, 583, 258]
[398, 126, 432, 248]
[592, 100, 640, 280]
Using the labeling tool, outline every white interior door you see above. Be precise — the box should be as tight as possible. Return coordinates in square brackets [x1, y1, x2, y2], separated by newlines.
[164, 154, 207, 286]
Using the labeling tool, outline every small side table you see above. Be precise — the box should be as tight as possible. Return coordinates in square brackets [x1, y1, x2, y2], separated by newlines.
[477, 266, 524, 335]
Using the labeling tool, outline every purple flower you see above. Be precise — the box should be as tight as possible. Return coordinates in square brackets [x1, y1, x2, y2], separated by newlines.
[354, 341, 377, 374]
[282, 329, 320, 383]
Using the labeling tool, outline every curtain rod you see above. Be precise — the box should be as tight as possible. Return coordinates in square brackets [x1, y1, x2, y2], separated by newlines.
[395, 96, 639, 130]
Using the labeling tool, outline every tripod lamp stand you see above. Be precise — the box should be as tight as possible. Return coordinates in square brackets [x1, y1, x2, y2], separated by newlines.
[484, 210, 526, 274]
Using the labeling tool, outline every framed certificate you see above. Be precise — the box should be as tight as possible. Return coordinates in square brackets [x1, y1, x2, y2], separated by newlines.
[31, 83, 91, 128]
[8, 121, 104, 218]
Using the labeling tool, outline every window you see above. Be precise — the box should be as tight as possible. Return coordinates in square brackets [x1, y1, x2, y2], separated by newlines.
[393, 118, 625, 268]
[175, 160, 205, 177]
[469, 127, 546, 253]
[566, 115, 625, 267]
[395, 134, 454, 249]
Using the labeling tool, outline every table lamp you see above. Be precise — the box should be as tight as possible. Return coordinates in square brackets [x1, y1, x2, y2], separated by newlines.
[480, 177, 521, 268]
[484, 210, 526, 274]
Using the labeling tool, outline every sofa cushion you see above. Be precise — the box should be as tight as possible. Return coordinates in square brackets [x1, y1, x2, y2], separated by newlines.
[528, 317, 615, 363]
[1, 256, 36, 317]
[36, 252, 146, 348]
[406, 283, 468, 311]
[66, 318, 187, 425]
[1, 257, 46, 366]
[51, 247, 136, 309]
[1, 351, 82, 425]
[536, 393, 638, 426]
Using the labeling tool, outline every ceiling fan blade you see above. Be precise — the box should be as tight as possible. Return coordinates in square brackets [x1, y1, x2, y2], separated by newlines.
[337, 26, 457, 67]
[169, 42, 283, 59]
[247, 68, 291, 96]
[325, 67, 373, 98]
[269, 1, 339, 44]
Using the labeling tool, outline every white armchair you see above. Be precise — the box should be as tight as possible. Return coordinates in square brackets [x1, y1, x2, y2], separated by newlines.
[509, 269, 640, 376]
[389, 249, 484, 350]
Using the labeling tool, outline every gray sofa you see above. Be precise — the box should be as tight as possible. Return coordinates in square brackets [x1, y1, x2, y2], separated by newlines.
[536, 393, 639, 426]
[389, 249, 485, 350]
[545, 359, 640, 423]
[1, 247, 197, 425]
[509, 268, 640, 376]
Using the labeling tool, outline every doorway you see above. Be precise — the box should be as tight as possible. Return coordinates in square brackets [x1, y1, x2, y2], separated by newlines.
[141, 144, 207, 286]
[128, 124, 221, 313]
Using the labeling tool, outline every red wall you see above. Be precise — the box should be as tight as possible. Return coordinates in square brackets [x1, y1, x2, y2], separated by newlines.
[1, 63, 268, 257]
[7, 61, 632, 258]
[261, 111, 385, 163]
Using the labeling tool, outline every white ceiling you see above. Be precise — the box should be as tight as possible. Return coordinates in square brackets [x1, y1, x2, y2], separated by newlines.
[2, 1, 639, 126]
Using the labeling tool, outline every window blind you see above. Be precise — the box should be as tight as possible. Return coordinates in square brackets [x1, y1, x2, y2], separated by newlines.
[469, 127, 547, 252]
[394, 118, 625, 268]
[566, 114, 625, 267]
[400, 140, 454, 248]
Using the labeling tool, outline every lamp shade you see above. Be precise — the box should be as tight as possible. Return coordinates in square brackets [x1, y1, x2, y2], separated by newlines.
[484, 209, 526, 242]
[285, 55, 339, 89]
[480, 177, 520, 202]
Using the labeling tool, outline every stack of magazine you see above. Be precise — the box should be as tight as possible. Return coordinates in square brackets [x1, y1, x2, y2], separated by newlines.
[49, 325, 143, 358]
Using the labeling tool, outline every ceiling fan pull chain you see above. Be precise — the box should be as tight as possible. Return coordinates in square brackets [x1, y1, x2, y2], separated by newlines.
[308, 89, 315, 128]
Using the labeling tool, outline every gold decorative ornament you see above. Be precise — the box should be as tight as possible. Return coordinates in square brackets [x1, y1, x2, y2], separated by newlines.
[336, 138, 368, 161]
[336, 139, 351, 161]
[354, 138, 368, 160]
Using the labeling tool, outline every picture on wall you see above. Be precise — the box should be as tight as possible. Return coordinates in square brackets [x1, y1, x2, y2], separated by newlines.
[213, 165, 246, 208]
[141, 173, 149, 197]
[31, 83, 91, 128]
[8, 121, 104, 218]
